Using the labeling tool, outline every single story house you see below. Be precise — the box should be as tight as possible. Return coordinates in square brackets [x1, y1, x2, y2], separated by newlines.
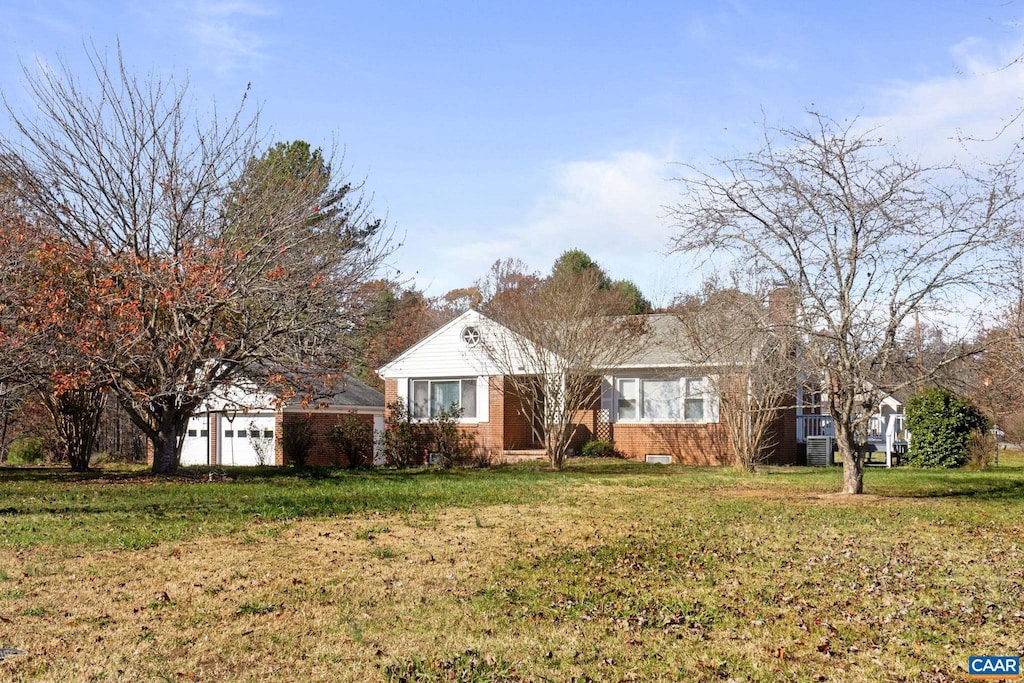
[377, 310, 792, 465]
[378, 309, 907, 466]
[179, 373, 385, 467]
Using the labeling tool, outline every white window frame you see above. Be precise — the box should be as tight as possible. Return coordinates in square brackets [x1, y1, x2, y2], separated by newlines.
[611, 375, 718, 424]
[410, 378, 479, 422]
[615, 378, 638, 420]
[642, 378, 683, 422]
[682, 377, 707, 422]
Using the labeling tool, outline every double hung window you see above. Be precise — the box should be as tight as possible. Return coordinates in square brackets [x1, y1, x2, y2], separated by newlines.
[683, 378, 706, 421]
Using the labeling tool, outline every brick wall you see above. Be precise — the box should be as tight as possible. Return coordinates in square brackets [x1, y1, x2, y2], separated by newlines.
[767, 403, 800, 465]
[280, 411, 376, 467]
[273, 412, 283, 466]
[608, 421, 732, 465]
[383, 374, 797, 467]
[380, 376, 572, 461]
[383, 379, 397, 408]
[210, 414, 220, 465]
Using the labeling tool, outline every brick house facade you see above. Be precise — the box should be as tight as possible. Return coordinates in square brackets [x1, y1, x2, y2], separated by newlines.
[377, 310, 801, 466]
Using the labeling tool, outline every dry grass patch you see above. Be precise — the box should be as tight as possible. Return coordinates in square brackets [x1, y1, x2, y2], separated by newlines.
[0, 462, 1022, 680]
[0, 501, 603, 681]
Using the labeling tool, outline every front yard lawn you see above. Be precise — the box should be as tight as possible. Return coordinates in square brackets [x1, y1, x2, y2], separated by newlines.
[0, 457, 1022, 681]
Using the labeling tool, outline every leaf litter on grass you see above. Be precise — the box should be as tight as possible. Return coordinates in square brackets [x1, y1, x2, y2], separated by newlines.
[1, 463, 1023, 680]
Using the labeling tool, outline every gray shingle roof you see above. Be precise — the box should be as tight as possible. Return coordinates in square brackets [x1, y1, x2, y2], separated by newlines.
[599, 314, 705, 369]
[318, 374, 385, 407]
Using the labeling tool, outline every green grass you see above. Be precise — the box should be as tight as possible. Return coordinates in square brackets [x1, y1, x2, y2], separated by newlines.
[2, 455, 1023, 680]
[2, 455, 1024, 551]
[0, 464, 558, 550]
[235, 601, 281, 616]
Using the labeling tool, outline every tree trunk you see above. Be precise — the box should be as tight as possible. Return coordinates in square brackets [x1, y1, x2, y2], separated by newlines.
[0, 412, 9, 464]
[833, 420, 864, 494]
[151, 409, 187, 475]
[547, 428, 564, 470]
[842, 452, 864, 494]
[151, 433, 180, 475]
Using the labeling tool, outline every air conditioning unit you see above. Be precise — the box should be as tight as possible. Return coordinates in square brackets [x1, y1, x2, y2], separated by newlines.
[806, 436, 834, 467]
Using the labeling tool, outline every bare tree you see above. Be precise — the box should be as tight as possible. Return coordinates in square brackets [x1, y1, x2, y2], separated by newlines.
[670, 113, 1011, 493]
[973, 305, 1024, 444]
[671, 277, 799, 473]
[0, 46, 389, 474]
[478, 259, 646, 469]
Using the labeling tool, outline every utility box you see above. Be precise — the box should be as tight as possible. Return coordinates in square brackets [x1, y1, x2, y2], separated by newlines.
[806, 436, 834, 466]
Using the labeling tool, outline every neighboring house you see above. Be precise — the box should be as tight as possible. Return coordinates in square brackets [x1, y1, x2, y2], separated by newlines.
[179, 373, 385, 467]
[377, 309, 800, 466]
[797, 382, 908, 467]
[378, 309, 911, 467]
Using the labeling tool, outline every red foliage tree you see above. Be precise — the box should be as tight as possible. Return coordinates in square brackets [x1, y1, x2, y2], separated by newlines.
[0, 48, 388, 474]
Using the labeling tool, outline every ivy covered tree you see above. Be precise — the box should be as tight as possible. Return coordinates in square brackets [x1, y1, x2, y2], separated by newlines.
[904, 387, 989, 468]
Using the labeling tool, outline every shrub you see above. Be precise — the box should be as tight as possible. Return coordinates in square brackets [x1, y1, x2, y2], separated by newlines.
[6, 436, 45, 465]
[581, 438, 621, 459]
[472, 446, 497, 469]
[964, 430, 996, 469]
[905, 387, 989, 468]
[246, 420, 275, 466]
[281, 420, 314, 467]
[327, 414, 374, 468]
[381, 400, 418, 468]
[428, 406, 477, 469]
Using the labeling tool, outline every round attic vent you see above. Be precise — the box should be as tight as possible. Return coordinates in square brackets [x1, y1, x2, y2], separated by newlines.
[461, 326, 480, 347]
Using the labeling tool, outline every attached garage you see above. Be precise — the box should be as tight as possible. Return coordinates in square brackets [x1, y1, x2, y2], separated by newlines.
[180, 415, 211, 466]
[169, 373, 385, 468]
[218, 413, 276, 466]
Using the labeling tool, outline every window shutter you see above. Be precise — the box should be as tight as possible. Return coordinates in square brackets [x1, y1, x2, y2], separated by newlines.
[396, 378, 409, 410]
[601, 376, 614, 423]
[476, 376, 489, 422]
[706, 375, 720, 422]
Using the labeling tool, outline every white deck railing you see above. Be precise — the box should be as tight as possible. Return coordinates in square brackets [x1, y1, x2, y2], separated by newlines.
[797, 414, 900, 443]
[797, 413, 909, 467]
[796, 414, 835, 442]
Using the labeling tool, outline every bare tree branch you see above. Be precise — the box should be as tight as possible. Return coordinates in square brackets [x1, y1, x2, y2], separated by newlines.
[669, 112, 1009, 493]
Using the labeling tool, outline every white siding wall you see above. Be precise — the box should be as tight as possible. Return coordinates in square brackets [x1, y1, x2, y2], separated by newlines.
[380, 311, 503, 378]
[180, 415, 211, 466]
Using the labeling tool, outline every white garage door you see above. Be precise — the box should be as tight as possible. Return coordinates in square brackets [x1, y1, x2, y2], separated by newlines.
[180, 416, 210, 466]
[220, 413, 277, 466]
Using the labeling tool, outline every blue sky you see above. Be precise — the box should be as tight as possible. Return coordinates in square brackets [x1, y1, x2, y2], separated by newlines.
[2, 1, 1024, 304]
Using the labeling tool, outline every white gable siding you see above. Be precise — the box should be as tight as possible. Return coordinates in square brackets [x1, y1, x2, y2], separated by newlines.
[379, 310, 501, 378]
[200, 380, 278, 412]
